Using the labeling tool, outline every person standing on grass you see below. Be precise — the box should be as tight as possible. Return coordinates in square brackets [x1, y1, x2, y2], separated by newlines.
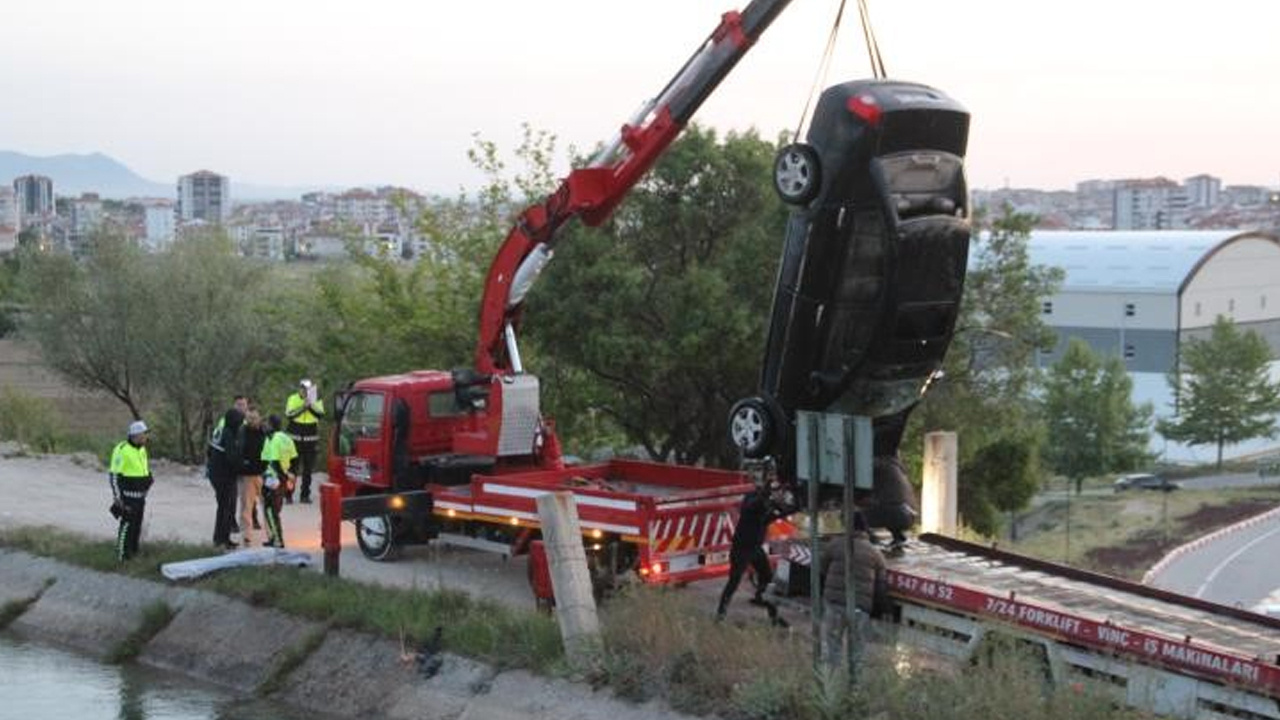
[109, 420, 152, 561]
[237, 410, 269, 547]
[260, 414, 297, 548]
[206, 406, 244, 550]
[285, 379, 325, 504]
[819, 510, 888, 666]
[716, 468, 793, 624]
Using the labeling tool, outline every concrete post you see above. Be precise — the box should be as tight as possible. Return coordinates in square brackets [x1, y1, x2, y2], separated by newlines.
[535, 491, 601, 666]
[921, 431, 958, 536]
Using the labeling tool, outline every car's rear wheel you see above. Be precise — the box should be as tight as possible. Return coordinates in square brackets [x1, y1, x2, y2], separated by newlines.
[773, 143, 821, 205]
[729, 397, 776, 459]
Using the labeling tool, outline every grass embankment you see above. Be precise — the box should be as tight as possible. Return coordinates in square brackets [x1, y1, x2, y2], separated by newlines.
[1009, 484, 1280, 577]
[0, 383, 114, 459]
[0, 526, 1148, 720]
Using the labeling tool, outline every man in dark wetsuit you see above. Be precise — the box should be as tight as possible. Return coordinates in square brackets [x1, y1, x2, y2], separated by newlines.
[716, 475, 793, 623]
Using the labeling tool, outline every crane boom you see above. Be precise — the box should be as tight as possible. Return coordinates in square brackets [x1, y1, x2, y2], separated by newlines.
[474, 0, 793, 375]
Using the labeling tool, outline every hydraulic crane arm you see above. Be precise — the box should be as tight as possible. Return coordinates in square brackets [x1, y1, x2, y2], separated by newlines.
[474, 0, 793, 375]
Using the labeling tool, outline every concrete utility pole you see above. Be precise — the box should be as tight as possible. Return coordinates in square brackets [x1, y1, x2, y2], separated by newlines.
[921, 432, 958, 536]
[535, 492, 601, 667]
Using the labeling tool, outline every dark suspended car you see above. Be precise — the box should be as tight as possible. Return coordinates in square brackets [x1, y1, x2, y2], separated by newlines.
[730, 78, 972, 461]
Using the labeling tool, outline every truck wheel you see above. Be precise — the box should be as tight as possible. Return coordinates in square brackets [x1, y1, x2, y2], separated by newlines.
[729, 397, 775, 459]
[356, 515, 399, 561]
[773, 143, 821, 205]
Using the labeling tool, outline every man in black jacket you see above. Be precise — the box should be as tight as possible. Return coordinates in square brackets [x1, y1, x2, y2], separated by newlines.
[206, 406, 244, 550]
[716, 470, 793, 623]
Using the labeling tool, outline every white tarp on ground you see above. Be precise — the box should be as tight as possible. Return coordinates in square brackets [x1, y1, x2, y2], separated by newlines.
[160, 548, 312, 581]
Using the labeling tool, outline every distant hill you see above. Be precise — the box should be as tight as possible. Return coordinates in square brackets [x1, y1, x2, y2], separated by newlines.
[0, 151, 171, 199]
[0, 151, 329, 202]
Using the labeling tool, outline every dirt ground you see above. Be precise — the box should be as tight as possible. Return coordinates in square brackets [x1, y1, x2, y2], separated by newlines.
[0, 338, 131, 436]
[0, 444, 541, 608]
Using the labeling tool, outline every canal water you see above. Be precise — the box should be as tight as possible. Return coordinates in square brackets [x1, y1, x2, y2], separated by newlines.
[0, 631, 322, 720]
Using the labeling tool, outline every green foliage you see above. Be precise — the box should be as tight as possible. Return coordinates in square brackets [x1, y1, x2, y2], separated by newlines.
[0, 384, 63, 452]
[18, 229, 275, 460]
[910, 207, 1062, 527]
[959, 431, 1043, 536]
[19, 232, 151, 419]
[1158, 315, 1280, 468]
[530, 125, 786, 464]
[0, 253, 20, 337]
[1042, 338, 1153, 490]
[282, 127, 559, 399]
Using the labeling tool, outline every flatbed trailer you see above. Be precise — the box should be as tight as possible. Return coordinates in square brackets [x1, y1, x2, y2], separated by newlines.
[779, 533, 1280, 719]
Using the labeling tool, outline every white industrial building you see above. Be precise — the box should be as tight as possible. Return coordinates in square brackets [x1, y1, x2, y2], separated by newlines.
[1029, 230, 1280, 463]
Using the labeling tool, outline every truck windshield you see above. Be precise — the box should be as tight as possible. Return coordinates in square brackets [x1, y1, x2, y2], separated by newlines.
[336, 391, 385, 456]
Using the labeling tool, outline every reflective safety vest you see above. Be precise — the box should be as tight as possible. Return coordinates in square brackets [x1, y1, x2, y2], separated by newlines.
[261, 431, 298, 477]
[209, 417, 226, 451]
[110, 441, 150, 478]
[286, 393, 323, 425]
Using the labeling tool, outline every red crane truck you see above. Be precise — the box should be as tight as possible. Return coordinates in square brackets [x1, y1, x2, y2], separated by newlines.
[325, 0, 795, 590]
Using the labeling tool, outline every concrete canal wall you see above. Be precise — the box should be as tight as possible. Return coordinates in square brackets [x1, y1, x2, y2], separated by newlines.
[0, 549, 694, 720]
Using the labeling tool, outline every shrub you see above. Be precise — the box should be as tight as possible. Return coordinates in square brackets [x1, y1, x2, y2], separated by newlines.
[0, 384, 62, 453]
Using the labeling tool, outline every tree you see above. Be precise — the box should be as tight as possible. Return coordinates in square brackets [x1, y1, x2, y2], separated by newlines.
[529, 125, 786, 465]
[283, 126, 558, 398]
[908, 207, 1062, 531]
[1041, 338, 1153, 492]
[959, 430, 1042, 537]
[20, 231, 153, 419]
[1157, 315, 1280, 469]
[145, 230, 274, 459]
[21, 228, 275, 460]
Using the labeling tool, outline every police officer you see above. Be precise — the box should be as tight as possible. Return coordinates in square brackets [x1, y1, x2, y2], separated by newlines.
[285, 379, 325, 503]
[109, 420, 153, 561]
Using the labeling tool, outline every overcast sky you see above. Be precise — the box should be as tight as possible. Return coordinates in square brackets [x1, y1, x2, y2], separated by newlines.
[3, 0, 1277, 194]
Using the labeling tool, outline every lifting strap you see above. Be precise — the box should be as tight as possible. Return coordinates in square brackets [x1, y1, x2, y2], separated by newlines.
[857, 0, 887, 80]
[791, 0, 888, 143]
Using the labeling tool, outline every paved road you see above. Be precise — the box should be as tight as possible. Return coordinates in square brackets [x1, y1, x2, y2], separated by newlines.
[1148, 506, 1280, 613]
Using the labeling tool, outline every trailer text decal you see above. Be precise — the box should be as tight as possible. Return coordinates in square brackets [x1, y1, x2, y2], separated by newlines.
[886, 569, 1277, 693]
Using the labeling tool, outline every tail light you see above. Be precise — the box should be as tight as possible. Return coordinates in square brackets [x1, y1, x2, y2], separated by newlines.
[638, 561, 668, 578]
[847, 94, 882, 126]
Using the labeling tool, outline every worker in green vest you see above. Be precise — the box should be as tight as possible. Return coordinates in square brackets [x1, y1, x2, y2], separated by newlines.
[285, 379, 325, 503]
[260, 414, 298, 548]
[109, 420, 153, 561]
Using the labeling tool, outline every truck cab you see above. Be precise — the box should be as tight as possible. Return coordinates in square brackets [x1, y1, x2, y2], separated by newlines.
[330, 370, 549, 495]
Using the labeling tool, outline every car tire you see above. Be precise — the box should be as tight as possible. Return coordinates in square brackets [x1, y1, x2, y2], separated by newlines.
[773, 143, 821, 205]
[356, 515, 400, 561]
[729, 397, 776, 459]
